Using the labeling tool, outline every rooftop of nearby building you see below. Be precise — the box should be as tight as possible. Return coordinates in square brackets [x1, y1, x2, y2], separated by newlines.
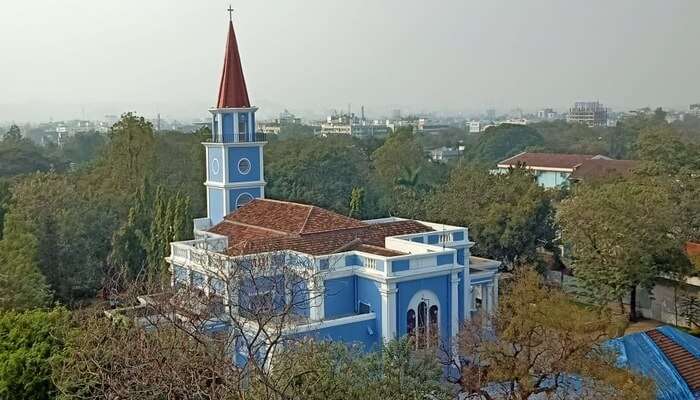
[569, 158, 638, 181]
[497, 152, 604, 170]
[208, 199, 434, 256]
[610, 326, 700, 400]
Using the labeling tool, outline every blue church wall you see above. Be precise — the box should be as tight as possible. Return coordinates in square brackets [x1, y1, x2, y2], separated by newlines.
[208, 188, 224, 224]
[324, 276, 356, 318]
[222, 114, 235, 142]
[411, 237, 424, 243]
[227, 146, 261, 183]
[356, 278, 381, 319]
[396, 275, 451, 342]
[303, 318, 379, 352]
[206, 147, 224, 182]
[345, 255, 361, 267]
[228, 187, 262, 211]
[427, 235, 440, 245]
[290, 277, 310, 318]
[457, 249, 465, 266]
[437, 254, 453, 266]
[392, 259, 410, 272]
[452, 231, 465, 241]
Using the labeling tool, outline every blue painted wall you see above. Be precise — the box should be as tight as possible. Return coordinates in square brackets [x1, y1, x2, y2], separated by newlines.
[302, 317, 380, 351]
[357, 277, 381, 317]
[324, 276, 355, 318]
[457, 249, 465, 265]
[222, 114, 235, 142]
[208, 188, 224, 224]
[535, 171, 570, 188]
[453, 231, 465, 241]
[427, 235, 439, 245]
[207, 147, 224, 182]
[437, 254, 453, 266]
[227, 146, 261, 183]
[396, 275, 451, 342]
[392, 259, 410, 272]
[228, 187, 262, 211]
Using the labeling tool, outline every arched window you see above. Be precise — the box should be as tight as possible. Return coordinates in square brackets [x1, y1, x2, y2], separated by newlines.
[429, 305, 439, 348]
[236, 193, 254, 209]
[407, 309, 416, 338]
[406, 291, 440, 350]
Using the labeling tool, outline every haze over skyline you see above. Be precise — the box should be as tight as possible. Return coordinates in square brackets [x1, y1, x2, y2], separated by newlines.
[2, 0, 699, 123]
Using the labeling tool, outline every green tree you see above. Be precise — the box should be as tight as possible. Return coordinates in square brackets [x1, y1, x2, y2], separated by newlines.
[0, 213, 50, 311]
[452, 268, 653, 400]
[3, 173, 117, 305]
[3, 125, 22, 141]
[0, 307, 71, 400]
[467, 124, 544, 164]
[0, 127, 62, 178]
[557, 179, 692, 321]
[266, 135, 371, 214]
[348, 187, 365, 218]
[257, 338, 451, 400]
[428, 167, 555, 269]
[371, 127, 425, 190]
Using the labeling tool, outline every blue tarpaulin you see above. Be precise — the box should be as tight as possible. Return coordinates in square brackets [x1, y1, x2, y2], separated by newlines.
[609, 327, 700, 400]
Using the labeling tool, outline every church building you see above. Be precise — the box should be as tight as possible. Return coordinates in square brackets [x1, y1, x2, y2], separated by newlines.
[166, 16, 500, 359]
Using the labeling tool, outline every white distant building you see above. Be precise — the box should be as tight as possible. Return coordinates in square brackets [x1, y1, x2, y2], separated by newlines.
[567, 102, 608, 128]
[537, 108, 559, 121]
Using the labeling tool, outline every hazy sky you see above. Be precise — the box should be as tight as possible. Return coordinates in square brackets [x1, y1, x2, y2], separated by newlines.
[2, 0, 699, 122]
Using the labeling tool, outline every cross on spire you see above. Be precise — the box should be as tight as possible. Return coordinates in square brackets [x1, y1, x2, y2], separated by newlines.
[227, 5, 234, 21]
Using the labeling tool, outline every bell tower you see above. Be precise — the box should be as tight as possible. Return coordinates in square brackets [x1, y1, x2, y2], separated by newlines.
[205, 11, 265, 225]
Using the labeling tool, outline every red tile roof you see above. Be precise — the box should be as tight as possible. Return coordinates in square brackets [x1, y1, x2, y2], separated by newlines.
[498, 152, 600, 170]
[216, 21, 250, 108]
[208, 199, 432, 256]
[223, 199, 367, 235]
[646, 329, 700, 392]
[569, 159, 638, 181]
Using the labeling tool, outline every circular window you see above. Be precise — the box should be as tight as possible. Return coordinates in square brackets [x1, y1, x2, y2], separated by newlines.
[210, 158, 220, 175]
[236, 193, 254, 209]
[238, 158, 251, 175]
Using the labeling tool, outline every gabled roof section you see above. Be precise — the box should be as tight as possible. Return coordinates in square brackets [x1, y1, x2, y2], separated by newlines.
[569, 159, 637, 181]
[207, 199, 434, 257]
[216, 21, 251, 108]
[497, 152, 600, 170]
[222, 199, 368, 235]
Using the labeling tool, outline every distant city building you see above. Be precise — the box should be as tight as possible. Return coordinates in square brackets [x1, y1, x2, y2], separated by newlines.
[416, 118, 450, 134]
[486, 108, 496, 120]
[320, 113, 389, 137]
[427, 145, 464, 163]
[468, 121, 483, 133]
[690, 103, 700, 117]
[566, 101, 608, 127]
[537, 108, 559, 121]
[258, 110, 303, 135]
[503, 118, 528, 126]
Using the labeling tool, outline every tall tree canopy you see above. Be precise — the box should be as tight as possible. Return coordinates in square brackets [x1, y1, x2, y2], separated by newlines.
[558, 178, 692, 320]
[428, 167, 555, 269]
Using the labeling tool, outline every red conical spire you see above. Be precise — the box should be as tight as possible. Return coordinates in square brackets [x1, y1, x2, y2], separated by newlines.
[216, 20, 250, 108]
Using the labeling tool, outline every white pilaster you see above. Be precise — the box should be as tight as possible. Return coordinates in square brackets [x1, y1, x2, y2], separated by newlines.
[492, 275, 499, 312]
[450, 273, 459, 338]
[379, 283, 398, 342]
[463, 271, 471, 321]
[308, 277, 325, 321]
[486, 283, 494, 315]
